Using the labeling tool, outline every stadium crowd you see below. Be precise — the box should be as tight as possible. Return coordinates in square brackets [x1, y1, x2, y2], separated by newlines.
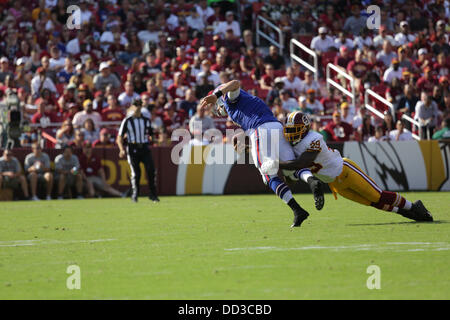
[0, 0, 449, 200]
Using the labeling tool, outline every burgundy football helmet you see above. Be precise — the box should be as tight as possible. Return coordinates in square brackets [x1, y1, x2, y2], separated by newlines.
[284, 111, 311, 145]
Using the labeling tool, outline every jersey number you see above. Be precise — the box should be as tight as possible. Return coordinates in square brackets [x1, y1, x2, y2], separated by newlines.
[310, 162, 323, 174]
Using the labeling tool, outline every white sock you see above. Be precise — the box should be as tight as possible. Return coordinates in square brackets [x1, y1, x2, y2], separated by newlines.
[294, 169, 313, 183]
[392, 207, 398, 213]
[403, 200, 412, 210]
[282, 190, 293, 204]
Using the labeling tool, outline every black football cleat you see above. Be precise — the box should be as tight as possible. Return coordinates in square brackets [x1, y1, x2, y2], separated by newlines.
[307, 176, 325, 210]
[149, 195, 160, 203]
[131, 193, 138, 203]
[291, 208, 309, 228]
[398, 200, 433, 222]
[412, 200, 433, 221]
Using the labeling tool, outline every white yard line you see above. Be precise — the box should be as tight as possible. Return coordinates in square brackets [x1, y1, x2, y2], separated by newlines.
[224, 242, 450, 253]
[0, 239, 117, 247]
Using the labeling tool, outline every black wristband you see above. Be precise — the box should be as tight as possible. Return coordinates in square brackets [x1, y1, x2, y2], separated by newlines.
[214, 90, 223, 99]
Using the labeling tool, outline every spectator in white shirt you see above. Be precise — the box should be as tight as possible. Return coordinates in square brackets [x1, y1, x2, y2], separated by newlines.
[118, 81, 140, 108]
[282, 67, 303, 96]
[31, 67, 57, 98]
[383, 59, 402, 83]
[196, 60, 220, 87]
[186, 7, 205, 32]
[300, 71, 320, 95]
[100, 24, 128, 51]
[334, 32, 354, 50]
[340, 102, 354, 125]
[373, 26, 397, 48]
[189, 104, 216, 145]
[415, 91, 440, 139]
[310, 27, 335, 55]
[389, 120, 413, 141]
[79, 0, 92, 24]
[66, 33, 83, 56]
[72, 99, 102, 129]
[137, 21, 160, 45]
[165, 9, 180, 31]
[196, 0, 214, 24]
[376, 40, 398, 67]
[353, 28, 373, 50]
[215, 11, 241, 38]
[343, 5, 367, 36]
[368, 126, 388, 142]
[395, 21, 416, 46]
[352, 106, 374, 129]
[305, 89, 324, 115]
[49, 46, 65, 71]
[280, 90, 299, 112]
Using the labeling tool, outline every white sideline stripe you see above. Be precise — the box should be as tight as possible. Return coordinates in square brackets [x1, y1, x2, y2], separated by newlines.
[0, 239, 117, 247]
[224, 242, 450, 252]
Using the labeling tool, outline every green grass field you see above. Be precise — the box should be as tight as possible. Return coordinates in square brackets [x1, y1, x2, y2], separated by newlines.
[0, 192, 449, 299]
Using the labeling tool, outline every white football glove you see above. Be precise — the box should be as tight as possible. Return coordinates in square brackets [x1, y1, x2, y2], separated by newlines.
[260, 157, 279, 175]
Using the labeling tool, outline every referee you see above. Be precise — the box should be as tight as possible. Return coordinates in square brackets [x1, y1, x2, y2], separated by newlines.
[117, 98, 159, 203]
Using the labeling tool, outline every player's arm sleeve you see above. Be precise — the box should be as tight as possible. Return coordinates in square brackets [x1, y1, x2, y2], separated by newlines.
[279, 150, 320, 170]
[227, 88, 240, 102]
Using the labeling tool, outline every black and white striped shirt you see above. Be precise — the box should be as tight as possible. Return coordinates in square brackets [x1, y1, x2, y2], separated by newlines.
[118, 115, 153, 144]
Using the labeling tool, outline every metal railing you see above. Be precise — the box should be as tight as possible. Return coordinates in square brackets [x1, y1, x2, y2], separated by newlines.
[364, 89, 421, 140]
[290, 38, 319, 82]
[255, 15, 283, 55]
[326, 63, 356, 107]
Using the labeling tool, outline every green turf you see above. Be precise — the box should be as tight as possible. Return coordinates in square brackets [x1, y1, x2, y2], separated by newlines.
[0, 192, 449, 299]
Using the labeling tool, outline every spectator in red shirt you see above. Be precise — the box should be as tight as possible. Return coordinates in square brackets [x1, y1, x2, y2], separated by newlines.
[209, 34, 221, 57]
[334, 46, 352, 69]
[162, 102, 184, 135]
[69, 130, 86, 152]
[176, 27, 190, 50]
[222, 29, 240, 53]
[417, 67, 437, 94]
[31, 98, 56, 127]
[260, 64, 275, 91]
[240, 46, 257, 74]
[434, 53, 449, 77]
[79, 141, 122, 198]
[211, 53, 226, 73]
[438, 76, 449, 95]
[263, 45, 285, 70]
[167, 72, 187, 100]
[175, 46, 193, 66]
[101, 95, 125, 122]
[320, 87, 340, 115]
[93, 128, 116, 148]
[324, 111, 353, 142]
[414, 48, 431, 71]
[347, 49, 369, 93]
[63, 103, 80, 122]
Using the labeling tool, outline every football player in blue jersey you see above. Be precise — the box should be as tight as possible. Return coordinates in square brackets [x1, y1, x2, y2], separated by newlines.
[200, 80, 324, 227]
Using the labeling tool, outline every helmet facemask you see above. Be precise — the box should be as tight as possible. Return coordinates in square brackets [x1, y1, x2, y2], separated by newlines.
[283, 113, 311, 145]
